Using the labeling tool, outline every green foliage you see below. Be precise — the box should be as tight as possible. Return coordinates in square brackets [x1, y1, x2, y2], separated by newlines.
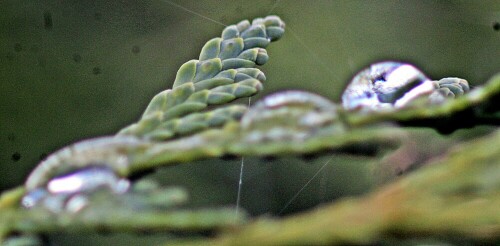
[200, 129, 500, 245]
[435, 77, 470, 97]
[119, 16, 285, 140]
[0, 11, 499, 245]
[0, 15, 286, 244]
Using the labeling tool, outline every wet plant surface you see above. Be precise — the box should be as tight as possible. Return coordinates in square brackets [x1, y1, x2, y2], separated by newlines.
[1, 1, 499, 245]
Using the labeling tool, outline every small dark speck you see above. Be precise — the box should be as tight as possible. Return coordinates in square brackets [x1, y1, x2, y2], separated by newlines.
[72, 53, 82, 63]
[300, 153, 321, 161]
[14, 43, 22, 52]
[44, 11, 53, 30]
[395, 168, 404, 176]
[92, 66, 101, 75]
[220, 154, 238, 161]
[39, 153, 48, 160]
[493, 22, 500, 31]
[132, 45, 140, 54]
[7, 134, 16, 141]
[94, 13, 102, 21]
[12, 152, 21, 162]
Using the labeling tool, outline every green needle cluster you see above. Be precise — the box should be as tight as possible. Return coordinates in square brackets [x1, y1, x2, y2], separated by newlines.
[143, 105, 247, 140]
[434, 77, 470, 97]
[119, 16, 285, 140]
[2, 10, 499, 244]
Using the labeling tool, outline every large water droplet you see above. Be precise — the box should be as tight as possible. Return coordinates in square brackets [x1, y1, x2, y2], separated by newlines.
[342, 61, 434, 111]
[241, 91, 341, 143]
[22, 166, 130, 212]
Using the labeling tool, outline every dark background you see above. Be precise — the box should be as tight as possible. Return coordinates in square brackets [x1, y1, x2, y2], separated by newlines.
[1, 0, 499, 221]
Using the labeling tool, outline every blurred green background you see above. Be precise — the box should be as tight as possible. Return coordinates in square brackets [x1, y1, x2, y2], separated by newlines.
[1, 0, 499, 221]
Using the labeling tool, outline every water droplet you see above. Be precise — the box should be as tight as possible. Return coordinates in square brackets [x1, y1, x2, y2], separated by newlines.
[65, 194, 89, 213]
[22, 166, 131, 211]
[342, 61, 432, 111]
[21, 188, 48, 208]
[46, 167, 129, 194]
[241, 91, 340, 143]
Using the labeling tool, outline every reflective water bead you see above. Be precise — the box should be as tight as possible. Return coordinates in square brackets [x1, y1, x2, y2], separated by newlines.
[46, 166, 130, 194]
[342, 61, 437, 111]
[241, 91, 341, 143]
[22, 166, 130, 211]
[24, 136, 149, 192]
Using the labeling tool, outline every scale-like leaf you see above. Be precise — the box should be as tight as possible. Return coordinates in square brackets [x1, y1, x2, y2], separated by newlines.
[119, 15, 285, 139]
